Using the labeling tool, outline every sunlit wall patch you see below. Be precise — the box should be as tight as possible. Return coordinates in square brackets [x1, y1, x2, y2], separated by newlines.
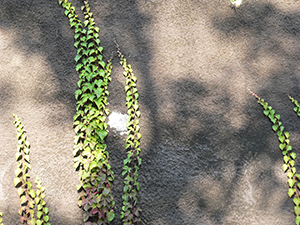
[107, 111, 128, 135]
[230, 0, 242, 8]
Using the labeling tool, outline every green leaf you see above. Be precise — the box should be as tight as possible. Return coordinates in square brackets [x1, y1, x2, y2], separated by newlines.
[27, 219, 36, 225]
[137, 133, 142, 140]
[14, 177, 22, 187]
[74, 41, 80, 48]
[17, 187, 24, 196]
[89, 161, 99, 171]
[74, 54, 81, 62]
[138, 157, 142, 166]
[75, 63, 83, 72]
[15, 152, 22, 161]
[296, 206, 300, 216]
[285, 139, 290, 145]
[263, 110, 269, 116]
[96, 130, 107, 140]
[272, 124, 278, 131]
[36, 220, 43, 225]
[29, 189, 36, 198]
[20, 195, 27, 204]
[89, 49, 96, 56]
[44, 215, 49, 222]
[99, 60, 105, 68]
[294, 198, 300, 206]
[287, 145, 293, 152]
[43, 207, 49, 215]
[279, 143, 286, 150]
[28, 200, 35, 209]
[124, 157, 131, 165]
[283, 164, 289, 172]
[296, 174, 300, 181]
[283, 155, 290, 163]
[107, 211, 115, 222]
[270, 116, 277, 124]
[36, 211, 43, 219]
[296, 216, 300, 225]
[284, 132, 290, 139]
[64, 9, 70, 16]
[278, 136, 285, 143]
[288, 177, 295, 187]
[24, 155, 30, 163]
[291, 152, 297, 159]
[288, 188, 295, 197]
[274, 114, 280, 120]
[290, 160, 296, 167]
[15, 168, 22, 177]
[84, 20, 89, 27]
[74, 89, 82, 100]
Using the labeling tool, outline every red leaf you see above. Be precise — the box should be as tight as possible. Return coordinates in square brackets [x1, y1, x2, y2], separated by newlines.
[91, 207, 99, 214]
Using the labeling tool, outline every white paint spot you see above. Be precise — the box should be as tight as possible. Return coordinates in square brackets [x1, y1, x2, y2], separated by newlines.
[231, 0, 242, 7]
[107, 111, 128, 135]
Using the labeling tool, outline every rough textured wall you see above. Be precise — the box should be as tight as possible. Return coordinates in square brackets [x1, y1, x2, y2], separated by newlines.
[1, 0, 300, 224]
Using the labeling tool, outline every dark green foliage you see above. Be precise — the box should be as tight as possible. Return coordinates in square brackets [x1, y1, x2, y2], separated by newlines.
[249, 90, 300, 225]
[115, 41, 142, 225]
[59, 0, 115, 224]
[13, 114, 50, 225]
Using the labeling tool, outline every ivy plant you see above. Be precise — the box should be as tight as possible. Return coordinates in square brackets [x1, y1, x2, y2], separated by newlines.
[59, 0, 115, 224]
[0, 212, 3, 225]
[248, 90, 300, 225]
[35, 177, 50, 225]
[115, 41, 142, 224]
[13, 114, 50, 225]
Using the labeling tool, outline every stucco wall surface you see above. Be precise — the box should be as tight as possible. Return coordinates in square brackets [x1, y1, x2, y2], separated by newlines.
[1, 0, 300, 224]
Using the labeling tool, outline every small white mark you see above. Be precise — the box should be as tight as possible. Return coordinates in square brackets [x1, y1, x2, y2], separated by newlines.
[231, 0, 242, 7]
[107, 111, 128, 135]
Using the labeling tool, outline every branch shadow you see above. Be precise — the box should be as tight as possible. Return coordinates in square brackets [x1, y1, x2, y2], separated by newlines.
[1, 0, 300, 224]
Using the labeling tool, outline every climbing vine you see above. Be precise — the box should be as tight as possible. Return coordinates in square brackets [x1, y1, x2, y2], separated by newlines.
[59, 0, 115, 224]
[13, 114, 50, 225]
[0, 212, 3, 225]
[35, 177, 49, 225]
[248, 90, 300, 225]
[115, 41, 142, 224]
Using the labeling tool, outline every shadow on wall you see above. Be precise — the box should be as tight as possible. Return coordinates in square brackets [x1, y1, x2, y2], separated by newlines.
[1, 0, 300, 225]
[139, 2, 300, 225]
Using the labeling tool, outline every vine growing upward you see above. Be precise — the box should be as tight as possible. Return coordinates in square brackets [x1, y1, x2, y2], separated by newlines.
[248, 89, 300, 225]
[59, 0, 115, 224]
[115, 40, 142, 225]
[13, 114, 50, 225]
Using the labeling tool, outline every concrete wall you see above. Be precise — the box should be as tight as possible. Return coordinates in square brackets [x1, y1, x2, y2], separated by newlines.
[1, 0, 300, 224]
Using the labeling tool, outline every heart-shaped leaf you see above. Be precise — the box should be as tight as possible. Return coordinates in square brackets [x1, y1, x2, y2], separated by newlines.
[294, 198, 300, 206]
[279, 143, 286, 150]
[291, 152, 297, 160]
[279, 136, 285, 143]
[283, 155, 290, 163]
[295, 216, 300, 225]
[272, 124, 278, 131]
[289, 188, 295, 197]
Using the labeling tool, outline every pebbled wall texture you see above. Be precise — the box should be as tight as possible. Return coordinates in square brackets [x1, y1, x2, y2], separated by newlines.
[1, 0, 300, 224]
